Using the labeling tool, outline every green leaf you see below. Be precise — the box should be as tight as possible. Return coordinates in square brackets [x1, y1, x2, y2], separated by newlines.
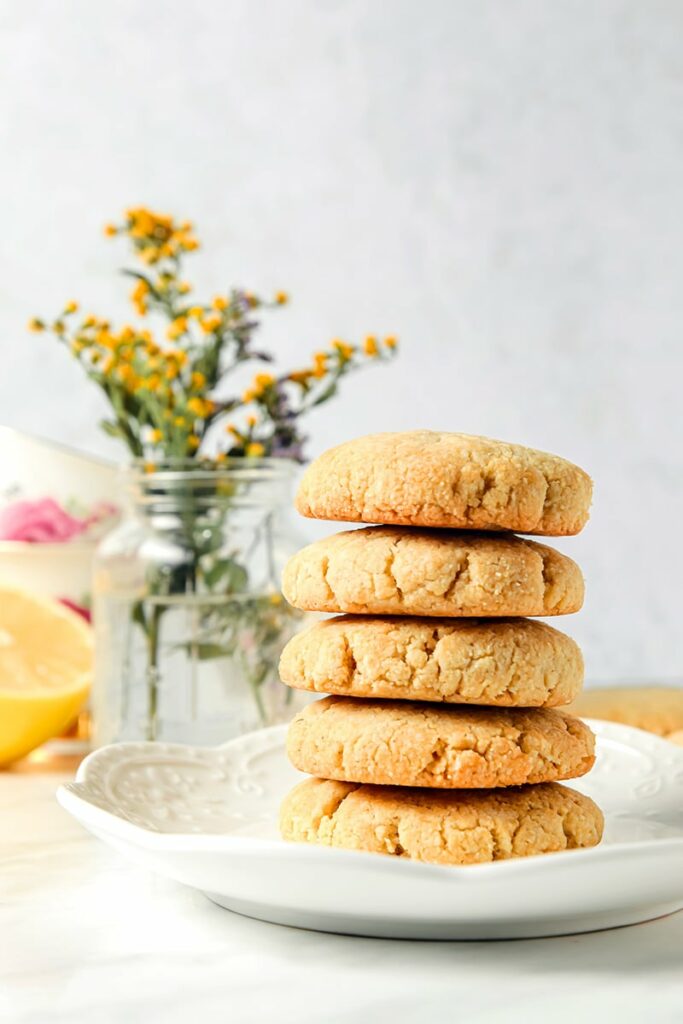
[203, 559, 249, 592]
[187, 642, 234, 660]
[131, 601, 147, 632]
[100, 419, 122, 438]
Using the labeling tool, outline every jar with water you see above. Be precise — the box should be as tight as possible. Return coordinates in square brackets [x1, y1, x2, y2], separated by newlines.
[92, 460, 306, 746]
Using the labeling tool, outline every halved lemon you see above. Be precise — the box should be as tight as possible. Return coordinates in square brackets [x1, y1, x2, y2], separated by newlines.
[0, 587, 93, 766]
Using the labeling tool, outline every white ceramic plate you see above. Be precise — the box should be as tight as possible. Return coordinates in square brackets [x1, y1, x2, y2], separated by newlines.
[57, 721, 683, 939]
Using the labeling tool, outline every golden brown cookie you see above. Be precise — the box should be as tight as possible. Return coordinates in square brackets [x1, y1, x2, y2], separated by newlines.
[280, 616, 583, 707]
[296, 432, 592, 536]
[566, 686, 683, 739]
[280, 778, 603, 865]
[281, 526, 583, 617]
[287, 697, 595, 788]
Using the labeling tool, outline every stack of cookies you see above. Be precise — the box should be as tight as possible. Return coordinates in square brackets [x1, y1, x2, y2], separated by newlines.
[278, 432, 604, 866]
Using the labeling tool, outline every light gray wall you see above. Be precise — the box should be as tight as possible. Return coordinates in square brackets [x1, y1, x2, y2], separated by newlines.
[1, 0, 682, 681]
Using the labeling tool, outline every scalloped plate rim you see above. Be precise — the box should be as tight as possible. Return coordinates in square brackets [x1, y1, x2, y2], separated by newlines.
[57, 719, 683, 879]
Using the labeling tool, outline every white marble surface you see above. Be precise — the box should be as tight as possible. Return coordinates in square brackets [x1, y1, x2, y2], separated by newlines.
[2, 770, 683, 1023]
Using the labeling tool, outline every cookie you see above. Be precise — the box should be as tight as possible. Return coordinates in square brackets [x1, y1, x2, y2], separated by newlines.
[287, 697, 595, 788]
[565, 686, 683, 739]
[280, 778, 603, 865]
[280, 616, 583, 707]
[295, 431, 592, 536]
[281, 526, 583, 617]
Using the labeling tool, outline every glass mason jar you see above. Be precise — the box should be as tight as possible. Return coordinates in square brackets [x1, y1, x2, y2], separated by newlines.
[92, 459, 308, 747]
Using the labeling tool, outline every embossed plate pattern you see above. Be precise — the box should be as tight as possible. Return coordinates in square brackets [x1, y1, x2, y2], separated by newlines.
[58, 721, 683, 939]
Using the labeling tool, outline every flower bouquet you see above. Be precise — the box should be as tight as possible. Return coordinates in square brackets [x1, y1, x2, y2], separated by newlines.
[31, 208, 397, 744]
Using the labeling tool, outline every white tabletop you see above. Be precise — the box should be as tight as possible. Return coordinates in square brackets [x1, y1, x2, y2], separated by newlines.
[2, 769, 683, 1024]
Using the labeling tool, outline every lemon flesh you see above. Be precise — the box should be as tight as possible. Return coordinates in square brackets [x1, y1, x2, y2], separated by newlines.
[0, 588, 92, 765]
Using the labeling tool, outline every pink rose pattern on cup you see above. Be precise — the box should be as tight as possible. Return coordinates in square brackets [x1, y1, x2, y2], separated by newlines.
[0, 497, 117, 544]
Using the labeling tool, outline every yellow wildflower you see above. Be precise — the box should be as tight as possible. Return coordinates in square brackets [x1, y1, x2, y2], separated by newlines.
[200, 314, 222, 333]
[174, 416, 186, 428]
[215, 451, 227, 464]
[53, 320, 66, 334]
[64, 301, 79, 314]
[82, 314, 97, 328]
[274, 291, 288, 305]
[225, 423, 240, 436]
[212, 295, 228, 311]
[28, 318, 44, 332]
[312, 351, 328, 378]
[169, 349, 188, 367]
[70, 339, 85, 355]
[166, 316, 188, 341]
[187, 397, 208, 418]
[384, 335, 397, 350]
[245, 291, 259, 308]
[131, 279, 149, 315]
[188, 306, 204, 319]
[127, 207, 172, 241]
[126, 208, 151, 236]
[104, 224, 118, 237]
[288, 370, 312, 385]
[247, 414, 257, 427]
[178, 281, 192, 295]
[246, 442, 265, 457]
[332, 339, 354, 360]
[181, 237, 199, 252]
[363, 335, 378, 357]
[269, 593, 283, 605]
[149, 429, 163, 443]
[187, 435, 200, 451]
[241, 372, 274, 403]
[97, 330, 116, 350]
[143, 462, 156, 474]
[190, 371, 206, 390]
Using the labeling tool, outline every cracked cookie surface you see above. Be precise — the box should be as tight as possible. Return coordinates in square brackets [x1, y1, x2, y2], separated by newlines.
[295, 431, 592, 536]
[287, 697, 595, 788]
[279, 615, 583, 707]
[280, 778, 603, 864]
[281, 526, 584, 617]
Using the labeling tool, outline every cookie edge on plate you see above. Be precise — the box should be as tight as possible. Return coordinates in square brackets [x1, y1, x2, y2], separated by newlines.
[280, 777, 604, 865]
